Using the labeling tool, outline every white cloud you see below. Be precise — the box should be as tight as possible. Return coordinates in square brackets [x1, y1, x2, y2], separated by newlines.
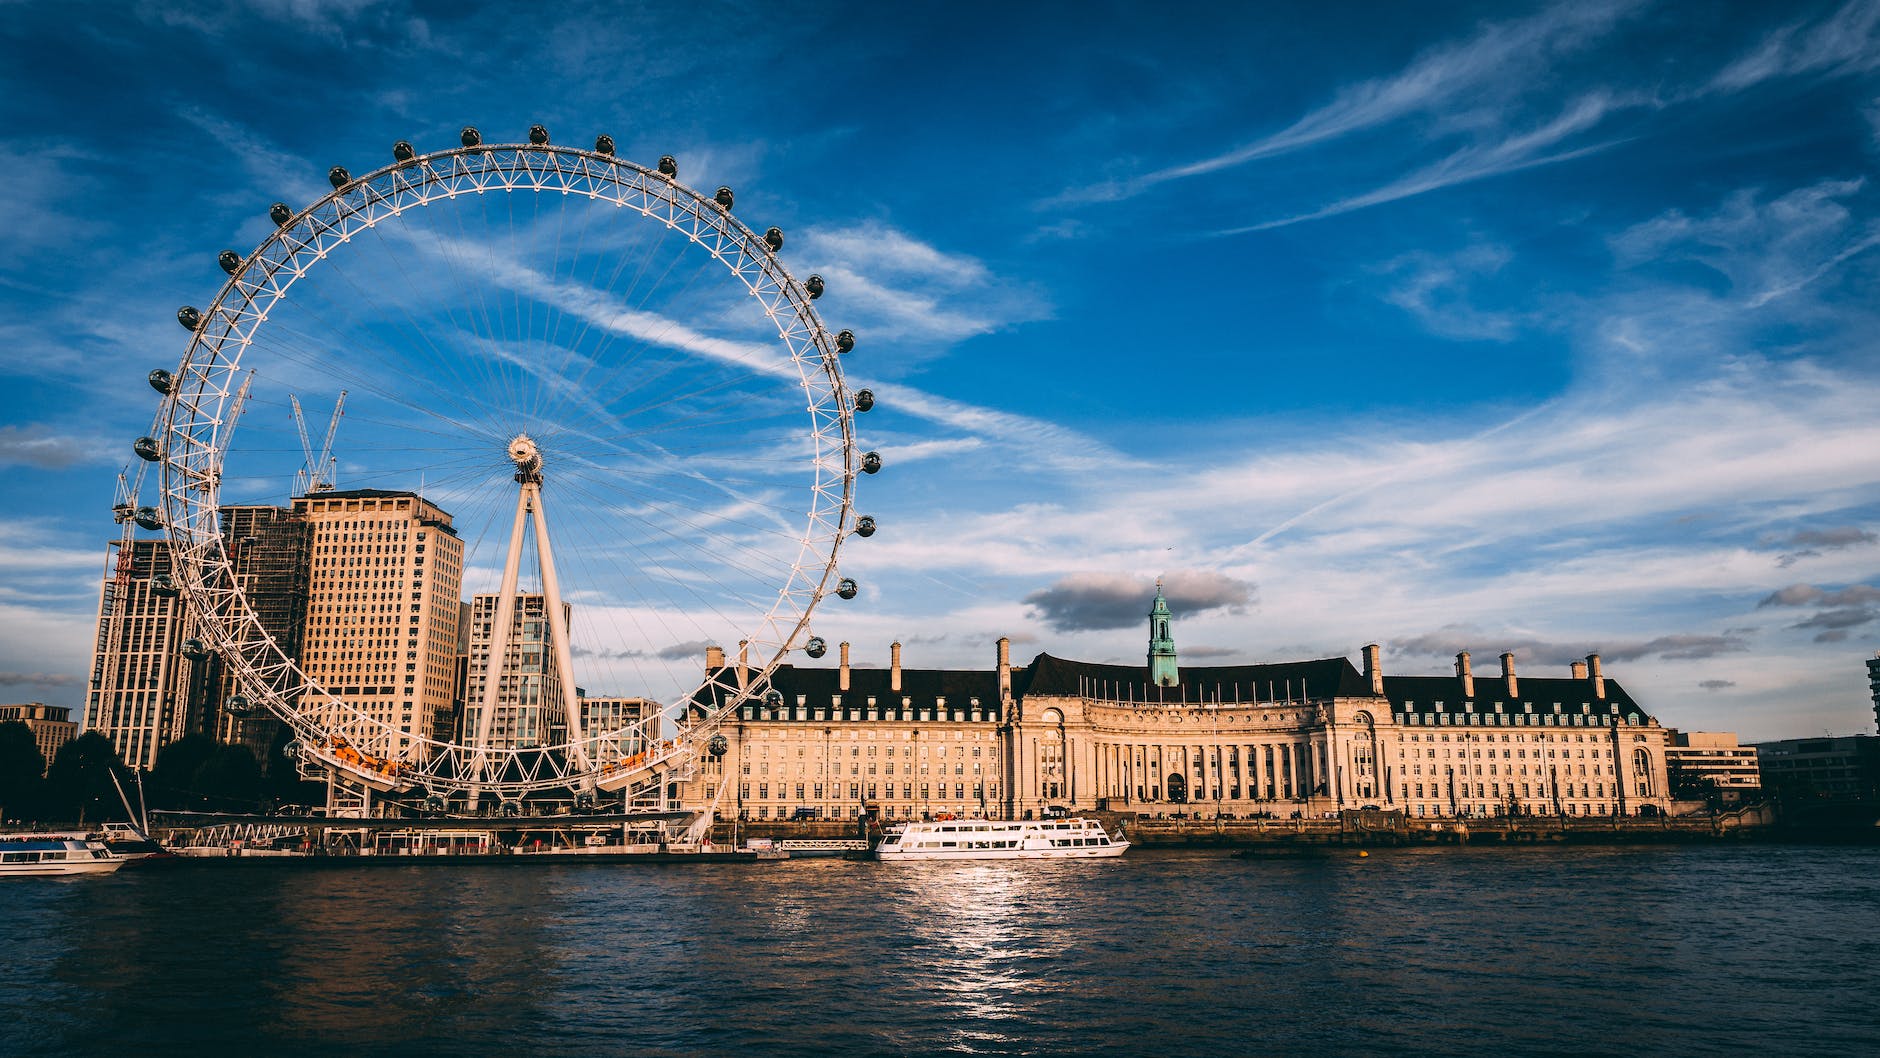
[797, 221, 1047, 347]
[1052, 0, 1641, 205]
[1708, 0, 1880, 92]
[1223, 92, 1633, 233]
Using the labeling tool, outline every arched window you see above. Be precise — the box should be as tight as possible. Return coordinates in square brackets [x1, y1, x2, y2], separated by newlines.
[1632, 747, 1653, 797]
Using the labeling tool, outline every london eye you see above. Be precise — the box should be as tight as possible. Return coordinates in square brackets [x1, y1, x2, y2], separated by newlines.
[130, 125, 878, 812]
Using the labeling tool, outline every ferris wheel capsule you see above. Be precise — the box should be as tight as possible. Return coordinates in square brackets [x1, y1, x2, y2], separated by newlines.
[854, 515, 876, 538]
[708, 734, 729, 756]
[805, 636, 828, 658]
[805, 274, 824, 299]
[392, 141, 416, 162]
[225, 694, 256, 717]
[657, 155, 678, 178]
[460, 126, 482, 148]
[854, 389, 874, 412]
[764, 227, 784, 252]
[594, 134, 615, 155]
[269, 202, 292, 226]
[218, 250, 242, 275]
[134, 506, 164, 530]
[328, 166, 352, 189]
[181, 637, 209, 658]
[528, 124, 550, 145]
[147, 370, 175, 395]
[176, 306, 203, 331]
[764, 688, 784, 708]
[152, 573, 180, 598]
[134, 437, 162, 461]
[714, 186, 734, 210]
[835, 329, 855, 353]
[836, 578, 858, 600]
[861, 451, 882, 474]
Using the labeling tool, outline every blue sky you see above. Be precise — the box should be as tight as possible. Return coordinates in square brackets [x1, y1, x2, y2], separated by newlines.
[2, 0, 1878, 741]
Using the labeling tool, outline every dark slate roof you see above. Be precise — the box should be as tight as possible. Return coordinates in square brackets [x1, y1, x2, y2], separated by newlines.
[1381, 674, 1649, 719]
[1016, 651, 1373, 704]
[690, 663, 1004, 721]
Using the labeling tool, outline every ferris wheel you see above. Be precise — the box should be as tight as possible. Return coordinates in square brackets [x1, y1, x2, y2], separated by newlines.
[132, 125, 880, 808]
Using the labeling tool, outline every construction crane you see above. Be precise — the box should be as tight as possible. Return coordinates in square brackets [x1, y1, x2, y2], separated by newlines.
[291, 391, 346, 496]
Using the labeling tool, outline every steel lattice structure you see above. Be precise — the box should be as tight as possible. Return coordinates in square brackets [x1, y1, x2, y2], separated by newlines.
[143, 133, 862, 801]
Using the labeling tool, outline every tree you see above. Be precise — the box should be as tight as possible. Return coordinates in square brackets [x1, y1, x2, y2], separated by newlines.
[152, 733, 270, 811]
[43, 732, 130, 825]
[0, 721, 46, 822]
[150, 733, 220, 810]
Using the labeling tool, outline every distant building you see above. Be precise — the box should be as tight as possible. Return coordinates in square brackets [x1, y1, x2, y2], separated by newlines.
[0, 703, 76, 773]
[462, 593, 572, 750]
[83, 537, 202, 770]
[685, 608, 1675, 822]
[578, 694, 658, 765]
[293, 489, 464, 761]
[1751, 735, 1880, 802]
[1868, 653, 1880, 734]
[1664, 730, 1761, 802]
[210, 505, 311, 761]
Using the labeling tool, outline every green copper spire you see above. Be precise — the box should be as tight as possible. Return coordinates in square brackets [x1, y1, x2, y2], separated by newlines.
[1148, 578, 1179, 687]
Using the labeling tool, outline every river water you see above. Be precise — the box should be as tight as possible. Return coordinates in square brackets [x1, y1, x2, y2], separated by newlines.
[3, 844, 1875, 1057]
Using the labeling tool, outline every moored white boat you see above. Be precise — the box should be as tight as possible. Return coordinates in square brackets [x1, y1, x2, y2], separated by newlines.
[0, 832, 127, 877]
[874, 817, 1129, 861]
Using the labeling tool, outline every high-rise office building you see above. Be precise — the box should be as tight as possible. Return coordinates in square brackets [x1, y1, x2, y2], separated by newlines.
[579, 694, 658, 764]
[463, 593, 572, 750]
[293, 489, 463, 761]
[211, 505, 312, 761]
[84, 537, 202, 770]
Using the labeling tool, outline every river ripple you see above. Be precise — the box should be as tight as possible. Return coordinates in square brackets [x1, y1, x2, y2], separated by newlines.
[2, 844, 1875, 1057]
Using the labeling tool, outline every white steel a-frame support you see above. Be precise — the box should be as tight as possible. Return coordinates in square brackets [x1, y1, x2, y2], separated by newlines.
[467, 436, 592, 810]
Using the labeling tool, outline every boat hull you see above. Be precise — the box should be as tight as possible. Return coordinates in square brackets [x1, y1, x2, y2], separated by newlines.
[873, 817, 1130, 862]
[876, 844, 1128, 861]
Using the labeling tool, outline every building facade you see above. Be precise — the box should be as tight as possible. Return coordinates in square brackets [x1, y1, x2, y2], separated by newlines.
[293, 489, 464, 761]
[579, 694, 658, 765]
[685, 615, 1677, 822]
[211, 505, 312, 760]
[1751, 735, 1880, 802]
[84, 537, 202, 770]
[0, 703, 77, 773]
[687, 641, 1007, 821]
[1013, 645, 1674, 821]
[1664, 730, 1762, 801]
[1868, 652, 1879, 734]
[462, 593, 572, 750]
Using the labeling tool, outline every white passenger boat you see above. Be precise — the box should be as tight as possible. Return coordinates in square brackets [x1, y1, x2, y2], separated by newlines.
[874, 817, 1129, 861]
[0, 832, 128, 876]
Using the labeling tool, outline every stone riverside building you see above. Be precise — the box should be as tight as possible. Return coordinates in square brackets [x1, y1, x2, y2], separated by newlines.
[689, 586, 1675, 821]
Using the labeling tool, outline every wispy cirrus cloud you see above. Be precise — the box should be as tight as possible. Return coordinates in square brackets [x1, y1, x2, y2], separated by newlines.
[1051, 0, 1640, 206]
[1221, 91, 1634, 234]
[1708, 0, 1880, 93]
